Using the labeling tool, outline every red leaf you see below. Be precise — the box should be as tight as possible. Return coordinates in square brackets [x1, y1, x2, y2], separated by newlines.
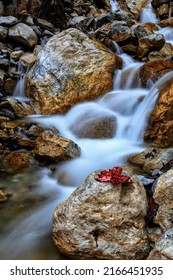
[96, 166, 132, 187]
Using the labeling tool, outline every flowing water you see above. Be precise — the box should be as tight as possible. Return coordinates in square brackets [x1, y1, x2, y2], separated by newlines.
[1, 1, 173, 260]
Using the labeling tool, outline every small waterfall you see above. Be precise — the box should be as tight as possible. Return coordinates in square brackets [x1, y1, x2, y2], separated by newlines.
[155, 27, 173, 44]
[113, 52, 143, 89]
[13, 64, 27, 99]
[140, 1, 158, 23]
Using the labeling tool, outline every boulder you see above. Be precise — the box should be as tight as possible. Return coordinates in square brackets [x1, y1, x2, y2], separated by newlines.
[126, 0, 148, 19]
[53, 169, 149, 259]
[148, 43, 173, 59]
[33, 132, 81, 162]
[140, 58, 173, 87]
[157, 3, 169, 19]
[137, 34, 165, 59]
[144, 76, 173, 147]
[20, 53, 37, 69]
[8, 23, 38, 48]
[147, 227, 173, 260]
[25, 28, 121, 114]
[70, 115, 116, 139]
[153, 169, 173, 230]
[158, 17, 173, 27]
[5, 97, 35, 117]
[128, 147, 173, 174]
[0, 15, 18, 26]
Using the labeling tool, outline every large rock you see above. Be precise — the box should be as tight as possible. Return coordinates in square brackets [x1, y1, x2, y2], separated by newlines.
[25, 28, 121, 114]
[0, 16, 18, 26]
[144, 75, 173, 147]
[53, 169, 149, 259]
[33, 132, 81, 162]
[147, 227, 173, 260]
[128, 147, 173, 174]
[140, 58, 173, 87]
[137, 34, 165, 59]
[153, 169, 173, 230]
[126, 0, 148, 19]
[151, 0, 170, 8]
[8, 23, 38, 48]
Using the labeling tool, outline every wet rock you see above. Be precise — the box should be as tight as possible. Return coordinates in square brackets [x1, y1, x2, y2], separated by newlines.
[128, 147, 173, 174]
[147, 227, 173, 259]
[10, 50, 24, 61]
[140, 58, 173, 87]
[70, 115, 116, 139]
[3, 151, 35, 170]
[0, 58, 9, 70]
[0, 190, 7, 202]
[6, 97, 35, 117]
[126, 0, 149, 19]
[153, 169, 173, 230]
[0, 16, 18, 26]
[3, 78, 16, 95]
[157, 3, 169, 19]
[25, 28, 121, 114]
[0, 25, 7, 40]
[33, 132, 81, 162]
[148, 43, 173, 59]
[144, 76, 173, 147]
[53, 169, 149, 259]
[8, 23, 38, 48]
[20, 53, 36, 69]
[158, 17, 173, 27]
[151, 0, 170, 8]
[37, 18, 55, 32]
[137, 34, 165, 59]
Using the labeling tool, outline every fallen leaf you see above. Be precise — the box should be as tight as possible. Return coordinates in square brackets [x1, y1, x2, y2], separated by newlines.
[96, 166, 132, 187]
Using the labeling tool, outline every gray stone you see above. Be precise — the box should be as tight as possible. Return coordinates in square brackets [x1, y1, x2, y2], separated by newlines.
[0, 25, 7, 40]
[0, 16, 18, 26]
[8, 23, 38, 48]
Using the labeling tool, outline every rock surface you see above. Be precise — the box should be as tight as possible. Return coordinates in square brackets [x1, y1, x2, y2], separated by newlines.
[153, 169, 173, 230]
[140, 58, 173, 87]
[147, 227, 173, 260]
[53, 170, 149, 259]
[8, 23, 38, 47]
[144, 76, 173, 147]
[128, 147, 173, 174]
[33, 132, 81, 162]
[25, 28, 121, 114]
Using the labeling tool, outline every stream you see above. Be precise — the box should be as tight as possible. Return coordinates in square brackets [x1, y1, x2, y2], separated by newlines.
[0, 0, 173, 260]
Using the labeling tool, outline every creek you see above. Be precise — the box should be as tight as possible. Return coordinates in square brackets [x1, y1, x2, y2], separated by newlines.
[0, 0, 173, 259]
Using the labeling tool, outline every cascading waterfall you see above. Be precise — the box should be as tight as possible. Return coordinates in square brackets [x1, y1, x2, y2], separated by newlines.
[13, 63, 27, 99]
[1, 0, 173, 259]
[140, 1, 158, 23]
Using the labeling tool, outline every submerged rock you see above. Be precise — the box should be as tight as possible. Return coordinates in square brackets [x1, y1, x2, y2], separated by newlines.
[147, 227, 173, 260]
[25, 28, 121, 114]
[53, 170, 149, 259]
